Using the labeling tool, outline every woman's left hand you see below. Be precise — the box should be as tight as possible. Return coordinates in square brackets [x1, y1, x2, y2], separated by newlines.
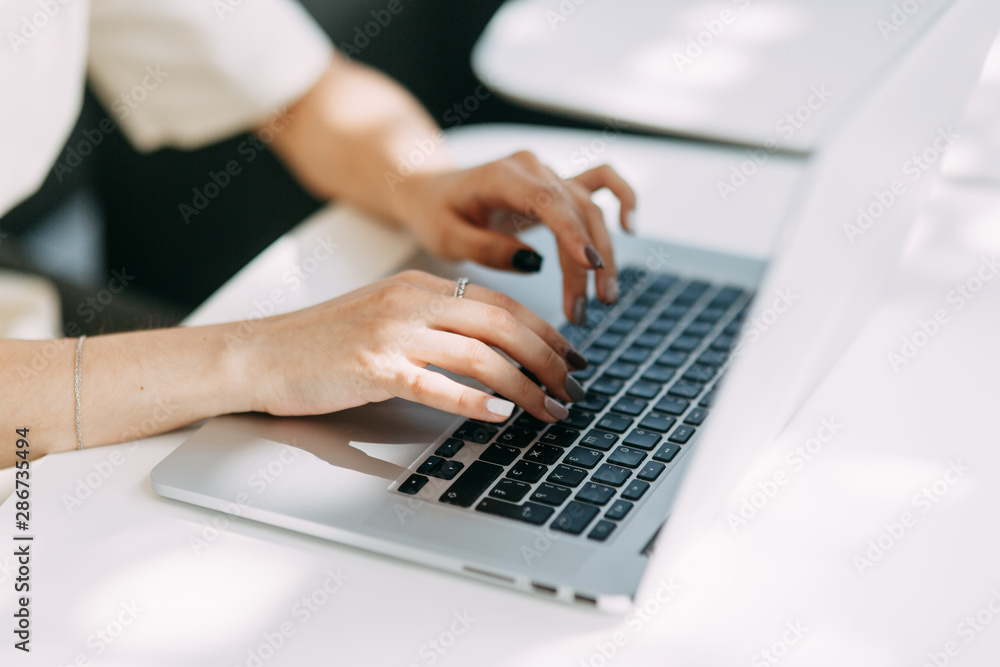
[391, 151, 637, 327]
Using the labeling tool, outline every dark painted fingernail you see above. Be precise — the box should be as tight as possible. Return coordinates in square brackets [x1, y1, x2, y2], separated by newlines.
[572, 296, 587, 327]
[565, 375, 586, 403]
[565, 347, 588, 370]
[584, 245, 604, 269]
[544, 396, 569, 421]
[512, 248, 543, 273]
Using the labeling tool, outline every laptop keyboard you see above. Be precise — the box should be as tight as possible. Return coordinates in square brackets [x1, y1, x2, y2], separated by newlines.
[393, 267, 751, 543]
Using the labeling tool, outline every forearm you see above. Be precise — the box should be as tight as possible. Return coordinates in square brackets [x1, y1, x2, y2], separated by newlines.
[0, 324, 247, 468]
[266, 54, 452, 223]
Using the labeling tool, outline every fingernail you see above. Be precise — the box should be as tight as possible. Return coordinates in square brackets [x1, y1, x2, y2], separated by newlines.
[486, 397, 515, 418]
[565, 347, 588, 370]
[544, 396, 569, 421]
[604, 276, 620, 304]
[584, 245, 604, 269]
[511, 248, 543, 273]
[565, 375, 586, 403]
[572, 296, 587, 327]
[625, 210, 637, 234]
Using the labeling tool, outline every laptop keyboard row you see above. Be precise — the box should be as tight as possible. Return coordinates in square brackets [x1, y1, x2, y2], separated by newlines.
[394, 267, 751, 544]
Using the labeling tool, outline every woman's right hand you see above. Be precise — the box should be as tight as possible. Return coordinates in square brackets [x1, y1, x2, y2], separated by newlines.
[239, 270, 589, 425]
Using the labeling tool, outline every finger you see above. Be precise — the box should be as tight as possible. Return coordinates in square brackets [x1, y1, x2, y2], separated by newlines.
[426, 298, 583, 404]
[390, 365, 519, 423]
[566, 182, 619, 305]
[472, 161, 603, 271]
[392, 271, 589, 371]
[412, 329, 570, 423]
[572, 164, 638, 233]
[436, 212, 544, 274]
[558, 244, 590, 329]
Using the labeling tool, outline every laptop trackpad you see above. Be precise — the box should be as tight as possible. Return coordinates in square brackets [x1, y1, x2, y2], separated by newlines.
[239, 399, 455, 481]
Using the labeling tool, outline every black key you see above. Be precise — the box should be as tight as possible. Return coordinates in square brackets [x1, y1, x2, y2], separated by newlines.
[547, 464, 588, 487]
[638, 413, 677, 433]
[649, 274, 678, 292]
[581, 429, 619, 451]
[669, 336, 701, 352]
[551, 501, 600, 535]
[605, 499, 634, 520]
[684, 407, 709, 426]
[480, 444, 521, 466]
[577, 394, 609, 412]
[668, 425, 696, 444]
[584, 347, 611, 365]
[562, 409, 596, 430]
[398, 474, 428, 495]
[699, 388, 718, 408]
[623, 429, 661, 450]
[435, 438, 464, 458]
[489, 479, 532, 502]
[696, 307, 726, 323]
[646, 318, 678, 335]
[592, 463, 631, 487]
[634, 291, 660, 306]
[619, 346, 651, 365]
[669, 380, 704, 399]
[723, 321, 742, 336]
[627, 380, 661, 400]
[440, 461, 503, 507]
[561, 324, 588, 346]
[663, 304, 689, 319]
[571, 366, 597, 381]
[641, 366, 675, 384]
[653, 443, 681, 463]
[683, 364, 717, 383]
[506, 460, 548, 483]
[576, 482, 616, 506]
[524, 443, 564, 465]
[513, 412, 547, 431]
[608, 446, 647, 468]
[709, 286, 744, 307]
[611, 396, 647, 416]
[637, 461, 666, 481]
[417, 456, 444, 476]
[590, 377, 624, 396]
[674, 281, 710, 305]
[624, 304, 649, 319]
[476, 498, 554, 525]
[654, 397, 689, 415]
[621, 480, 650, 501]
[437, 461, 464, 480]
[593, 332, 624, 349]
[563, 446, 604, 469]
[453, 421, 498, 444]
[608, 319, 635, 335]
[588, 519, 617, 542]
[596, 413, 633, 434]
[633, 332, 665, 349]
[604, 362, 638, 380]
[683, 321, 714, 338]
[496, 426, 535, 448]
[711, 335, 736, 351]
[531, 482, 572, 506]
[539, 425, 580, 447]
[655, 350, 688, 367]
[697, 350, 728, 367]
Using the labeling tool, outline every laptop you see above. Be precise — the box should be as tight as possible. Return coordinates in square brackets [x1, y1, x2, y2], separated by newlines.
[151, 0, 999, 613]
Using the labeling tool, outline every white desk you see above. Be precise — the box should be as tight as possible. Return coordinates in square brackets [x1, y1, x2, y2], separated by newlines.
[5, 125, 1000, 666]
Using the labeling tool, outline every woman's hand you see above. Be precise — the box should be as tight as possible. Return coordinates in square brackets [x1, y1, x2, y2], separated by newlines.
[243, 270, 590, 424]
[390, 152, 637, 327]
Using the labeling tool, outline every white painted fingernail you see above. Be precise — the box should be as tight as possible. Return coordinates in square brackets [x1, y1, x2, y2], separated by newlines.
[486, 397, 515, 418]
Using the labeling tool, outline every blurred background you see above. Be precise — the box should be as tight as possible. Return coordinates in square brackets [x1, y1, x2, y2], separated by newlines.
[0, 0, 606, 336]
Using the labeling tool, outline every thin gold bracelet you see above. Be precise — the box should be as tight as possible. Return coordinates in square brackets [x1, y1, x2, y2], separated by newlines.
[75, 335, 86, 451]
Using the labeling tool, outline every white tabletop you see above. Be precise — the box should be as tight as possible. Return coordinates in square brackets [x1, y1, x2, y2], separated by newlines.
[5, 124, 1000, 665]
